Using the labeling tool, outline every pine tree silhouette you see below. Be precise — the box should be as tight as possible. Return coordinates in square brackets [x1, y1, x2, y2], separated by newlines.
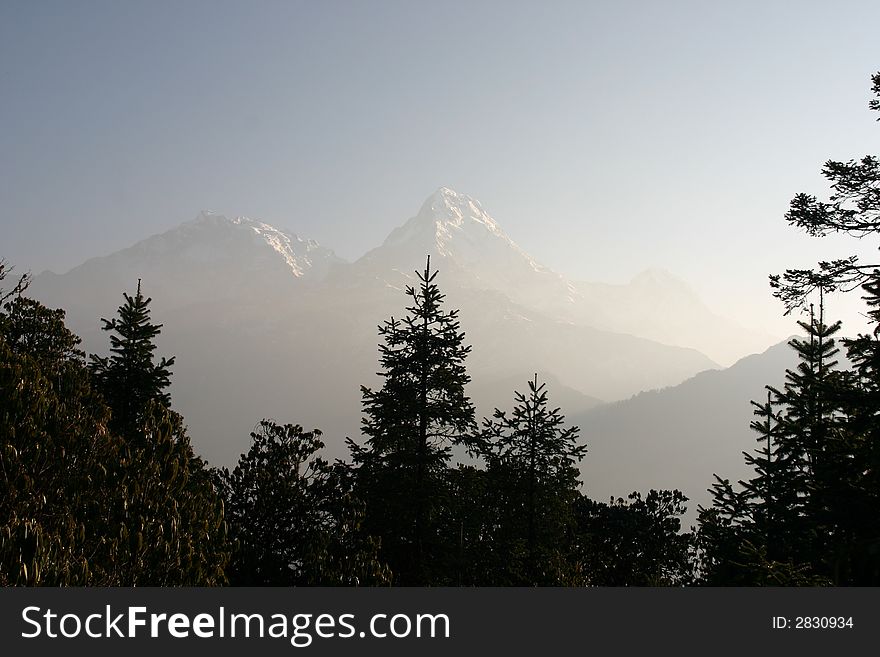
[90, 279, 175, 439]
[479, 374, 585, 584]
[698, 297, 842, 584]
[348, 256, 476, 585]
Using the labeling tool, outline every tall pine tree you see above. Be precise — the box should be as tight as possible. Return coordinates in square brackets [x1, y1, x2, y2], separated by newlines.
[348, 256, 476, 585]
[479, 374, 586, 585]
[90, 280, 174, 440]
[770, 299, 843, 574]
[698, 299, 842, 584]
[739, 391, 799, 563]
[833, 276, 880, 582]
[86, 279, 229, 584]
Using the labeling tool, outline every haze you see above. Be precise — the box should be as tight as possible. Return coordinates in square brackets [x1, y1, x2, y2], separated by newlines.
[3, 0, 879, 337]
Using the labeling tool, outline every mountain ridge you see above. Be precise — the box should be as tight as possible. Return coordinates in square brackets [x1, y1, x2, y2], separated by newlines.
[25, 187, 768, 466]
[573, 337, 802, 525]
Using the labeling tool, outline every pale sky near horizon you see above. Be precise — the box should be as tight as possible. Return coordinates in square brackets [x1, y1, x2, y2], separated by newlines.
[2, 0, 879, 337]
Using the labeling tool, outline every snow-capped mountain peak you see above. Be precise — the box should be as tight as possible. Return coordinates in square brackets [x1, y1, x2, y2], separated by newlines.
[233, 216, 315, 277]
[378, 187, 545, 276]
[422, 186, 498, 231]
[182, 212, 338, 278]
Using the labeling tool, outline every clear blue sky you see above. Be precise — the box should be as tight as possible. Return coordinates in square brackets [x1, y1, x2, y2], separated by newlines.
[2, 0, 879, 334]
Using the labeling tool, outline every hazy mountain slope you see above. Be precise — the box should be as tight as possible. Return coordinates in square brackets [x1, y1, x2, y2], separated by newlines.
[569, 271, 775, 367]
[571, 339, 800, 525]
[446, 286, 717, 402]
[469, 371, 603, 422]
[165, 279, 716, 466]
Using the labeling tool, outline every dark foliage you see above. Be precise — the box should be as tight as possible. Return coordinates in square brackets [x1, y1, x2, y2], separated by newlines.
[0, 277, 229, 585]
[770, 73, 880, 313]
[477, 375, 586, 585]
[575, 490, 694, 586]
[219, 420, 390, 586]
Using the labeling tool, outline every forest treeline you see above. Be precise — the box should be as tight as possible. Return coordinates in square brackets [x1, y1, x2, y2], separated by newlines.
[2, 72, 879, 587]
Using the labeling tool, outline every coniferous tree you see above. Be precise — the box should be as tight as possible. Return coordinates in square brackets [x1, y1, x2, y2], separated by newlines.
[821, 281, 880, 583]
[771, 300, 843, 571]
[441, 464, 494, 586]
[739, 392, 798, 562]
[698, 300, 842, 584]
[90, 279, 175, 439]
[348, 256, 476, 585]
[479, 374, 586, 585]
[695, 477, 753, 585]
[697, 395, 811, 585]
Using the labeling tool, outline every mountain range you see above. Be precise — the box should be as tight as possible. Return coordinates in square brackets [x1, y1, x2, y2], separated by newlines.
[29, 187, 781, 470]
[573, 338, 799, 525]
